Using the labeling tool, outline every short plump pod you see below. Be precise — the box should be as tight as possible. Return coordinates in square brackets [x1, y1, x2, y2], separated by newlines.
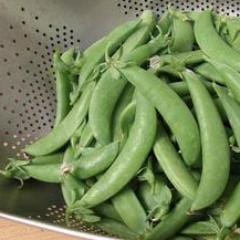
[70, 91, 157, 208]
[194, 10, 240, 71]
[119, 65, 200, 166]
[182, 70, 230, 211]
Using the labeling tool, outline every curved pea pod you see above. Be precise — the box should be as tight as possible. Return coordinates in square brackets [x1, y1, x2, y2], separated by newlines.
[145, 198, 192, 240]
[119, 65, 200, 166]
[195, 62, 224, 84]
[53, 50, 74, 127]
[153, 123, 198, 199]
[70, 119, 86, 149]
[88, 10, 156, 145]
[214, 85, 240, 147]
[138, 177, 172, 222]
[94, 218, 138, 240]
[61, 174, 86, 206]
[24, 82, 95, 156]
[68, 142, 119, 179]
[169, 11, 194, 53]
[194, 10, 240, 71]
[181, 217, 220, 236]
[94, 203, 122, 222]
[209, 60, 240, 104]
[71, 91, 157, 208]
[112, 187, 148, 235]
[113, 84, 135, 142]
[158, 11, 171, 34]
[183, 70, 230, 211]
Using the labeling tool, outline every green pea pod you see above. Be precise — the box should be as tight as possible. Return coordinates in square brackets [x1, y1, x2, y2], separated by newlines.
[1, 158, 61, 183]
[112, 187, 148, 235]
[94, 203, 122, 222]
[70, 120, 86, 149]
[94, 218, 138, 240]
[181, 217, 220, 236]
[183, 70, 230, 211]
[120, 65, 200, 166]
[171, 237, 194, 240]
[61, 174, 86, 206]
[113, 84, 135, 142]
[194, 10, 240, 71]
[138, 177, 172, 222]
[89, 10, 156, 145]
[220, 181, 240, 228]
[62, 146, 74, 164]
[214, 85, 240, 147]
[69, 142, 119, 179]
[195, 62, 224, 84]
[53, 50, 73, 127]
[71, 91, 156, 208]
[24, 82, 95, 156]
[145, 198, 192, 240]
[169, 11, 194, 53]
[209, 60, 240, 104]
[158, 11, 171, 34]
[153, 123, 198, 200]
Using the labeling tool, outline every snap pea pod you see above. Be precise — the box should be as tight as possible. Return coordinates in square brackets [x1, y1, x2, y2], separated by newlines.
[153, 123, 198, 200]
[113, 84, 135, 142]
[145, 198, 192, 240]
[89, 10, 156, 145]
[112, 187, 148, 235]
[220, 181, 240, 228]
[195, 62, 224, 84]
[63, 146, 74, 164]
[70, 120, 86, 149]
[61, 174, 86, 206]
[71, 91, 156, 208]
[194, 10, 240, 71]
[214, 85, 240, 147]
[70, 18, 141, 103]
[209, 61, 240, 104]
[24, 82, 95, 156]
[94, 203, 122, 222]
[69, 142, 119, 179]
[138, 177, 172, 222]
[54, 50, 74, 127]
[183, 70, 230, 211]
[158, 10, 171, 34]
[119, 65, 200, 166]
[169, 12, 194, 53]
[94, 218, 138, 240]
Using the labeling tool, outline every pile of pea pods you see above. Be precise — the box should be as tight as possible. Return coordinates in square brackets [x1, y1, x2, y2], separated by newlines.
[3, 8, 240, 240]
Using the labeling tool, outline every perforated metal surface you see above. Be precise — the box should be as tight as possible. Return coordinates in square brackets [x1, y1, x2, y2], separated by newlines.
[0, 0, 240, 239]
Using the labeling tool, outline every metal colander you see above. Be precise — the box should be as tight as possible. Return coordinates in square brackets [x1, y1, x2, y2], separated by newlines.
[0, 0, 239, 239]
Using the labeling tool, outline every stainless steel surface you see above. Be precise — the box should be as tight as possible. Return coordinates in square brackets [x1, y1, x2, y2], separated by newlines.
[0, 0, 239, 239]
